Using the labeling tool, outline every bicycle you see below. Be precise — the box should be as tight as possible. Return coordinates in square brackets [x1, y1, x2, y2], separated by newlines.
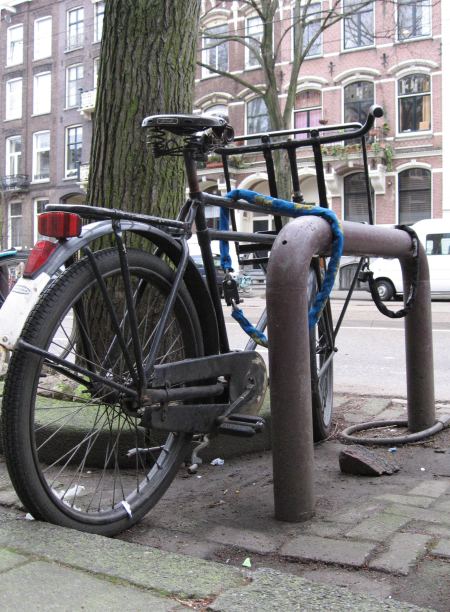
[0, 106, 383, 536]
[0, 248, 28, 308]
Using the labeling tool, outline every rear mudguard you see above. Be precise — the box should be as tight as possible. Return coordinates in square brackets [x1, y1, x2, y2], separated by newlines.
[0, 219, 220, 356]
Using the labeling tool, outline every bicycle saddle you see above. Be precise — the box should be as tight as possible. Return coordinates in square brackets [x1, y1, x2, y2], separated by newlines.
[142, 113, 228, 136]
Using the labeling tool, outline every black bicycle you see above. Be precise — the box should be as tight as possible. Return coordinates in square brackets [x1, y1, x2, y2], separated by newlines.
[1, 106, 382, 535]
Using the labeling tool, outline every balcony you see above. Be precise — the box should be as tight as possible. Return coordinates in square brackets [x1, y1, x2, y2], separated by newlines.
[80, 89, 97, 117]
[1, 175, 30, 192]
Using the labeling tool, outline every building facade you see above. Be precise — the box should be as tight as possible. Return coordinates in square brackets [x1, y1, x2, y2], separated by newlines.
[0, 0, 445, 249]
[0, 0, 102, 249]
[196, 0, 444, 236]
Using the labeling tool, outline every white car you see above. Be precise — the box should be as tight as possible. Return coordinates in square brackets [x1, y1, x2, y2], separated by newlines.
[368, 218, 450, 301]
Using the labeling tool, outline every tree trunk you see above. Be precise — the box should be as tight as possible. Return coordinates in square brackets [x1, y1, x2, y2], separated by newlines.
[87, 0, 201, 220]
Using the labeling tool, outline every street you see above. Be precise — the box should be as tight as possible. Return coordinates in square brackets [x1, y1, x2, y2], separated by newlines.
[224, 290, 450, 401]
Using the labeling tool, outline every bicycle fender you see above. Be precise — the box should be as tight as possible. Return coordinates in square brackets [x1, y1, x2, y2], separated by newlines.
[17, 219, 220, 357]
[0, 272, 50, 350]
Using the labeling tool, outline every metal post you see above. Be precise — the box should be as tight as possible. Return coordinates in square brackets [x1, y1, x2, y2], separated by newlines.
[267, 217, 435, 522]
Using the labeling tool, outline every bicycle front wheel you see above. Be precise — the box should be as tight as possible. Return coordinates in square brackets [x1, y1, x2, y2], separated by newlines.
[308, 264, 334, 442]
[2, 248, 203, 536]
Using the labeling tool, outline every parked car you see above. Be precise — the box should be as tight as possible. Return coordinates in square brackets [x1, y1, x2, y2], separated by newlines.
[341, 219, 450, 301]
[192, 254, 226, 297]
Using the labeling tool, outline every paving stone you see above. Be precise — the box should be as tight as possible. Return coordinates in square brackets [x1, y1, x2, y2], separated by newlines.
[331, 503, 384, 524]
[0, 561, 177, 611]
[434, 499, 450, 512]
[369, 533, 432, 576]
[387, 504, 450, 525]
[206, 525, 280, 554]
[345, 512, 410, 541]
[0, 549, 29, 572]
[280, 534, 375, 567]
[359, 398, 393, 417]
[431, 539, 450, 559]
[0, 521, 244, 599]
[408, 481, 449, 498]
[209, 567, 426, 612]
[375, 494, 435, 508]
[375, 408, 406, 421]
[302, 521, 346, 539]
[407, 521, 450, 539]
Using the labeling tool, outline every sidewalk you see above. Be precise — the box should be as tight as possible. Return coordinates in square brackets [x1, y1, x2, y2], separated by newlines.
[0, 393, 449, 610]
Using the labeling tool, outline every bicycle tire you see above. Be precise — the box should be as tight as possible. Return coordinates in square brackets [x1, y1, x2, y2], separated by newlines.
[2, 248, 204, 536]
[308, 264, 334, 442]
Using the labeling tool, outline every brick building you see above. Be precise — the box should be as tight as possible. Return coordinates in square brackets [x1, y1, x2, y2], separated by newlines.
[0, 0, 445, 249]
[196, 0, 444, 236]
[0, 0, 102, 248]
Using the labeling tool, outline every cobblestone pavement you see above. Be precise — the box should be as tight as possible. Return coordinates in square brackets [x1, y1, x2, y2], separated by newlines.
[0, 394, 449, 610]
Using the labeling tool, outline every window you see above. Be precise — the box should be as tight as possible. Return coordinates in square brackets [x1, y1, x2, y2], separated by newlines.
[397, 0, 431, 40]
[344, 81, 374, 124]
[7, 24, 23, 66]
[247, 97, 270, 139]
[343, 0, 374, 49]
[65, 126, 83, 178]
[5, 78, 22, 121]
[33, 131, 50, 182]
[33, 72, 51, 115]
[398, 74, 430, 133]
[344, 173, 373, 223]
[203, 24, 228, 75]
[294, 2, 322, 58]
[425, 233, 450, 256]
[34, 16, 52, 60]
[294, 90, 322, 139]
[66, 64, 84, 108]
[67, 7, 84, 50]
[398, 168, 431, 224]
[34, 198, 49, 243]
[245, 15, 263, 68]
[94, 1, 105, 42]
[5, 136, 22, 176]
[8, 202, 23, 248]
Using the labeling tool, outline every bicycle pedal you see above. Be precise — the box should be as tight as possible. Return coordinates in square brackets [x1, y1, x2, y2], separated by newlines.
[217, 414, 266, 437]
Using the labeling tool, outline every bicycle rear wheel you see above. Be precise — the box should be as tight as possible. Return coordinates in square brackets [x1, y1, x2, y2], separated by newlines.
[2, 248, 203, 536]
[308, 264, 334, 442]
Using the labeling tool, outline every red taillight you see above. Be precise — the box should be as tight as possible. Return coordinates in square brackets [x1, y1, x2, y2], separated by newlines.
[23, 240, 58, 277]
[38, 212, 82, 239]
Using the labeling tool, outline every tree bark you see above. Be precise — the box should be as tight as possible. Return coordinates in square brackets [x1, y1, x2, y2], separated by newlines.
[88, 0, 201, 220]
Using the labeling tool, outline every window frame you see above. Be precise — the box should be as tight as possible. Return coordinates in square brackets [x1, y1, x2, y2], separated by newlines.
[32, 130, 51, 183]
[246, 97, 270, 139]
[397, 73, 431, 135]
[245, 14, 264, 69]
[6, 24, 24, 66]
[343, 172, 374, 223]
[33, 71, 52, 116]
[5, 135, 22, 177]
[293, 1, 323, 60]
[293, 89, 322, 139]
[8, 200, 23, 249]
[343, 0, 374, 51]
[397, 0, 431, 42]
[34, 16, 52, 60]
[5, 78, 22, 121]
[66, 64, 84, 108]
[67, 6, 84, 51]
[343, 80, 375, 125]
[65, 125, 83, 179]
[94, 1, 105, 42]
[398, 167, 431, 224]
[202, 22, 229, 78]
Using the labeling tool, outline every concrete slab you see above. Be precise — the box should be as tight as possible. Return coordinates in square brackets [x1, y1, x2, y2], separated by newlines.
[280, 534, 376, 567]
[369, 533, 432, 576]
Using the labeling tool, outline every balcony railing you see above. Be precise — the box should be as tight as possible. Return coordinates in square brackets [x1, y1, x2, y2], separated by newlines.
[80, 89, 97, 116]
[1, 175, 30, 192]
